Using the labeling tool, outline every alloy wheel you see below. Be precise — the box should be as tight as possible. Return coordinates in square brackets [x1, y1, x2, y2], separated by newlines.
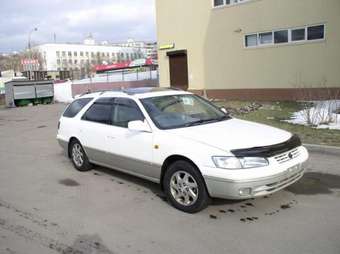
[170, 171, 199, 206]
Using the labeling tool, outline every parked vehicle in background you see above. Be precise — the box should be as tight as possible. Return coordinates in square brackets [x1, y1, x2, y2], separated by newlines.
[57, 88, 309, 213]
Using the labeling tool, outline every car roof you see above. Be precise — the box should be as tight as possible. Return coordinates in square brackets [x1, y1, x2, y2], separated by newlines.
[78, 87, 192, 100]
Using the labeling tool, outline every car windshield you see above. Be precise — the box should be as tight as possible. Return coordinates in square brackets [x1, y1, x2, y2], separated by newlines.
[141, 94, 230, 129]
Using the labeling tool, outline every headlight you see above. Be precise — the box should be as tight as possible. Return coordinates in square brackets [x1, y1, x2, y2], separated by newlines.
[212, 156, 268, 169]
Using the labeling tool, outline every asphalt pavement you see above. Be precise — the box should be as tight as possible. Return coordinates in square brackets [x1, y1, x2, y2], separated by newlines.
[0, 104, 339, 254]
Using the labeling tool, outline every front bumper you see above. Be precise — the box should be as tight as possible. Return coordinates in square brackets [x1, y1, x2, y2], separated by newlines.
[203, 146, 309, 199]
[205, 165, 305, 199]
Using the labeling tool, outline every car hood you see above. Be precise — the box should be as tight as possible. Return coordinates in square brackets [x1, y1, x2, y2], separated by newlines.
[166, 118, 292, 152]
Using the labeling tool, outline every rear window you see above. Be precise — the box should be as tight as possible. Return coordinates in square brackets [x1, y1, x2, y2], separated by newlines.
[63, 98, 93, 118]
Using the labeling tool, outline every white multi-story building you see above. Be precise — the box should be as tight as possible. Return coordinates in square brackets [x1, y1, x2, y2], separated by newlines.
[33, 36, 145, 73]
[112, 39, 158, 59]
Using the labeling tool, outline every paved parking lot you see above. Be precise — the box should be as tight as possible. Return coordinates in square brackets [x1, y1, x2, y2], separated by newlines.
[0, 104, 340, 254]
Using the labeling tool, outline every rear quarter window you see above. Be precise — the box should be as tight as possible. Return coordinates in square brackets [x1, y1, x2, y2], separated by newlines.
[63, 98, 93, 118]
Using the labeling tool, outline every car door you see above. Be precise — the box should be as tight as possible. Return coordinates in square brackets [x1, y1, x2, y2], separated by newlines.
[106, 97, 158, 181]
[78, 98, 115, 165]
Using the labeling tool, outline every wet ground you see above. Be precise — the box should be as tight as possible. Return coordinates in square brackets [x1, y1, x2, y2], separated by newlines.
[0, 104, 340, 254]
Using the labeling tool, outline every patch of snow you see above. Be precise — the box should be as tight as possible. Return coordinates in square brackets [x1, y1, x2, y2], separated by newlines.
[285, 100, 340, 130]
[54, 81, 73, 103]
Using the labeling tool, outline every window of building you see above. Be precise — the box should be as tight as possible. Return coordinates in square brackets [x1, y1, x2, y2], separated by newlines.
[91, 52, 95, 57]
[245, 34, 258, 47]
[245, 24, 325, 48]
[68, 52, 72, 57]
[259, 32, 273, 45]
[74, 52, 77, 57]
[274, 30, 289, 44]
[80, 51, 84, 57]
[213, 0, 224, 7]
[82, 103, 112, 125]
[291, 28, 306, 41]
[68, 59, 72, 64]
[57, 59, 61, 65]
[307, 25, 325, 41]
[86, 52, 89, 57]
[102, 52, 105, 57]
[213, 0, 251, 8]
[62, 51, 66, 57]
[56, 51, 60, 57]
[74, 60, 78, 64]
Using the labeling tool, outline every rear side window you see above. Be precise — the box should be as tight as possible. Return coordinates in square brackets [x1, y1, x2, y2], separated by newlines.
[63, 98, 93, 118]
[82, 103, 112, 125]
[112, 98, 144, 128]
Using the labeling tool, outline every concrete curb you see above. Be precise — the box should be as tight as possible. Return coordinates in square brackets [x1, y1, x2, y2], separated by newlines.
[304, 143, 340, 156]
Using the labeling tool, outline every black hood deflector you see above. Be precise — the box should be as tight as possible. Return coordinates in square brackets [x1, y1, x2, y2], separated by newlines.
[231, 134, 302, 158]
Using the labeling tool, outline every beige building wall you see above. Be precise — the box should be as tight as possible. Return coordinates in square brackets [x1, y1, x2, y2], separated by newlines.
[156, 0, 340, 94]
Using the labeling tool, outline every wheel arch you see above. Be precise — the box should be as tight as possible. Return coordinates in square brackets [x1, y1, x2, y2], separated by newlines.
[68, 137, 81, 158]
[160, 155, 207, 192]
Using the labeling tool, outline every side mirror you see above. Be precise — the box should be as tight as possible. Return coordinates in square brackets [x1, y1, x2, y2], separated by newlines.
[220, 107, 228, 114]
[128, 120, 152, 133]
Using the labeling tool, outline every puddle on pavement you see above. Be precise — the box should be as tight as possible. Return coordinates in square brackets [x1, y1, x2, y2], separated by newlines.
[209, 195, 300, 223]
[58, 179, 80, 187]
[287, 172, 340, 195]
[209, 171, 340, 222]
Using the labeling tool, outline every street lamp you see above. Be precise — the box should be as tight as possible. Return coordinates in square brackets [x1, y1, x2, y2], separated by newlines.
[28, 27, 38, 51]
[27, 27, 38, 79]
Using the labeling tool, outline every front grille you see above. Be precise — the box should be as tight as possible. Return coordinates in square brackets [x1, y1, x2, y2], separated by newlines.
[274, 148, 300, 164]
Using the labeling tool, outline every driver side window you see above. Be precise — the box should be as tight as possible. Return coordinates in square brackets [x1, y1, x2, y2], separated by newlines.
[112, 98, 145, 128]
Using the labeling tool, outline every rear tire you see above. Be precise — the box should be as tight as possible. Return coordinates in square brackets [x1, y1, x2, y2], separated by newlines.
[70, 140, 92, 172]
[163, 160, 210, 213]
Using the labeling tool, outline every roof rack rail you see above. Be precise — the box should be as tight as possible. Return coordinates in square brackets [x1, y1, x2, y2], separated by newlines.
[78, 88, 126, 97]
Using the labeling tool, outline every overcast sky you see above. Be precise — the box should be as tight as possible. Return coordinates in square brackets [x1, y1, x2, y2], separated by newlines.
[0, 0, 156, 53]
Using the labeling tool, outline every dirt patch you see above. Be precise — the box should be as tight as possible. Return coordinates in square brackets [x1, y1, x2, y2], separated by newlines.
[59, 179, 80, 187]
[287, 172, 340, 195]
[68, 234, 115, 254]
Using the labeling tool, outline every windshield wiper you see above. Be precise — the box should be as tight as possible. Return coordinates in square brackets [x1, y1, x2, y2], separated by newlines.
[184, 118, 217, 127]
[185, 115, 230, 127]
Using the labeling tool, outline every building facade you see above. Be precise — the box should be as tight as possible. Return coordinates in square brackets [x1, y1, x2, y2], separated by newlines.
[112, 39, 158, 59]
[156, 0, 340, 100]
[33, 38, 146, 76]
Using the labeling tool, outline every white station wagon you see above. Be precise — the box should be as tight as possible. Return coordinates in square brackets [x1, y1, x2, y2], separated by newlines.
[57, 88, 309, 213]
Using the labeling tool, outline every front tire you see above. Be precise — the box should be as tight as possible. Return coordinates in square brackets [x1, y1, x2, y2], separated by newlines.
[163, 160, 210, 213]
[70, 140, 92, 172]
